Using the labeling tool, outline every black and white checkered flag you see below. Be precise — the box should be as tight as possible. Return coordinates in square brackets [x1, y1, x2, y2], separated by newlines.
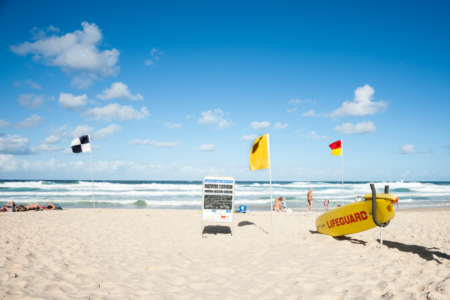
[71, 135, 91, 153]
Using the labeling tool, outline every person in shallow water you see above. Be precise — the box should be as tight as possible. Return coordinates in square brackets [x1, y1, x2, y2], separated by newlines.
[323, 199, 329, 211]
[307, 189, 314, 212]
[46, 203, 63, 210]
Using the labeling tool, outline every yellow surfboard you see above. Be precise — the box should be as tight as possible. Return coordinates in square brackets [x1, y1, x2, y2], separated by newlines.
[315, 196, 396, 237]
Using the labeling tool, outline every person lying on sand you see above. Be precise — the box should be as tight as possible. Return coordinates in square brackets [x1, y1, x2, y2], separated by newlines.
[0, 202, 18, 212]
[27, 204, 46, 211]
[46, 203, 63, 210]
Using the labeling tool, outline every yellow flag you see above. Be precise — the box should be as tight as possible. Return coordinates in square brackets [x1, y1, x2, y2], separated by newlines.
[249, 134, 270, 171]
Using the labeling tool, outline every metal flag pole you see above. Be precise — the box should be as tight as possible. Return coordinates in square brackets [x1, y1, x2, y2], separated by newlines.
[89, 136, 96, 209]
[267, 134, 274, 235]
[341, 139, 344, 206]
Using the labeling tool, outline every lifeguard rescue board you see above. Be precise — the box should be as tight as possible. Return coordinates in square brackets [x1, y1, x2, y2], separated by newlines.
[315, 196, 396, 237]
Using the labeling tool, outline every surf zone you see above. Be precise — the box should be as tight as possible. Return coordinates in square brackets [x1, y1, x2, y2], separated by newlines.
[326, 211, 369, 228]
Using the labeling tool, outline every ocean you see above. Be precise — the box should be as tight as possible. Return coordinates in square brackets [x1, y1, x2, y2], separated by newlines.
[1, 180, 450, 210]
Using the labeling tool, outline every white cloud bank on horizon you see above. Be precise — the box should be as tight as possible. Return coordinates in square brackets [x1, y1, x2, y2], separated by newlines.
[96, 82, 143, 101]
[10, 22, 120, 89]
[333, 121, 376, 134]
[197, 109, 234, 130]
[331, 84, 388, 118]
[0, 134, 63, 155]
[128, 139, 180, 148]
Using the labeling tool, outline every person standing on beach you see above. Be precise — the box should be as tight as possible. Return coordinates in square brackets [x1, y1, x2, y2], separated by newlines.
[323, 199, 329, 211]
[307, 189, 314, 212]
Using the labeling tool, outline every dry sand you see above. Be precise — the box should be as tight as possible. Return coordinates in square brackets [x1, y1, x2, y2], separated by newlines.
[1, 209, 450, 300]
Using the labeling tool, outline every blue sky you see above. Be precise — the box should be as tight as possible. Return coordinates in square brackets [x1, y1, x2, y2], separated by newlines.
[0, 0, 449, 181]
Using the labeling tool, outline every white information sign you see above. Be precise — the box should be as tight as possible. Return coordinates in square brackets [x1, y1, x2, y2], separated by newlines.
[201, 175, 235, 236]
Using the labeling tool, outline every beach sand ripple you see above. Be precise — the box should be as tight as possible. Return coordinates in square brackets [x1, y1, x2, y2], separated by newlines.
[0, 209, 449, 299]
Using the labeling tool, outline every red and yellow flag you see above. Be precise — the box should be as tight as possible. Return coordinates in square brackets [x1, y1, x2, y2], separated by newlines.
[329, 140, 342, 156]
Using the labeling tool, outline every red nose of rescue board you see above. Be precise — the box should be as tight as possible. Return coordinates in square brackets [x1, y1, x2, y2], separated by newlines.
[315, 199, 395, 237]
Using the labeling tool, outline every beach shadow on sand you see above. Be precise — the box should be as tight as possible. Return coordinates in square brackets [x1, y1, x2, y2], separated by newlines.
[202, 225, 232, 235]
[334, 236, 450, 264]
[238, 221, 255, 227]
[334, 236, 368, 246]
[378, 240, 450, 265]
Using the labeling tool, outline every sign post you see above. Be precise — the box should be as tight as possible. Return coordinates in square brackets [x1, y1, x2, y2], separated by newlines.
[201, 175, 235, 237]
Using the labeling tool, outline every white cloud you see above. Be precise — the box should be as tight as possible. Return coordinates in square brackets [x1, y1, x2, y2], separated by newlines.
[162, 122, 182, 129]
[0, 134, 62, 155]
[43, 135, 62, 144]
[0, 135, 31, 154]
[399, 144, 421, 154]
[307, 131, 328, 140]
[82, 103, 149, 121]
[241, 134, 258, 141]
[15, 114, 43, 129]
[197, 109, 234, 129]
[274, 122, 288, 129]
[96, 82, 143, 101]
[10, 22, 120, 87]
[289, 99, 315, 105]
[196, 144, 215, 151]
[17, 94, 45, 110]
[0, 120, 11, 129]
[333, 121, 376, 134]
[151, 48, 163, 56]
[402, 170, 411, 177]
[92, 124, 122, 139]
[29, 144, 64, 154]
[302, 110, 328, 117]
[14, 79, 42, 89]
[286, 107, 297, 113]
[128, 139, 180, 148]
[330, 84, 388, 118]
[71, 125, 94, 138]
[70, 124, 121, 140]
[145, 48, 163, 66]
[71, 76, 95, 89]
[250, 121, 270, 130]
[58, 92, 88, 110]
[42, 125, 68, 144]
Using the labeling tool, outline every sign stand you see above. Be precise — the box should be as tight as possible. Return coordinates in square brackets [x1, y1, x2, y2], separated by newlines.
[200, 175, 235, 237]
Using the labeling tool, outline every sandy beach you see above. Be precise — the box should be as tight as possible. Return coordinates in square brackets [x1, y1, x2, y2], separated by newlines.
[1, 208, 449, 300]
